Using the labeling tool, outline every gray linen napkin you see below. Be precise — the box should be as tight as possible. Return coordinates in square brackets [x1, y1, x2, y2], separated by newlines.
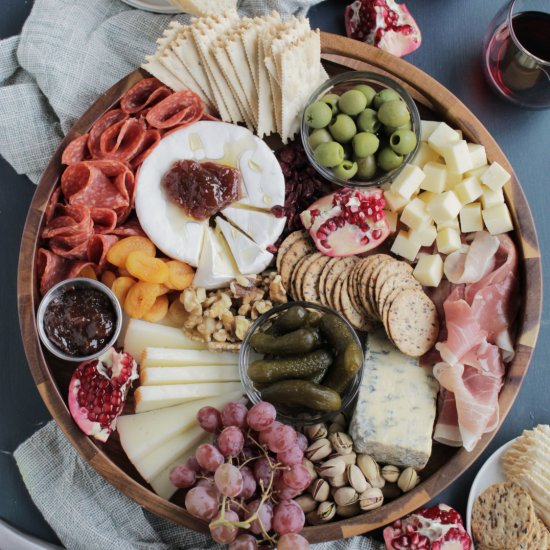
[14, 421, 384, 550]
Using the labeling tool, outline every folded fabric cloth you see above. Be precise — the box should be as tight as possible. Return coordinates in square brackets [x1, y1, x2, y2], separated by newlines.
[14, 421, 384, 550]
[0, 0, 326, 183]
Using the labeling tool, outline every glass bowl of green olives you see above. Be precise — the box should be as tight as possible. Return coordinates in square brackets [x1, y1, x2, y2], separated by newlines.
[301, 71, 421, 187]
[239, 301, 364, 426]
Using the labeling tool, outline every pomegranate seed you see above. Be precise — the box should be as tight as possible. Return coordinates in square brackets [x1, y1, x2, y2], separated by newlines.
[367, 207, 373, 216]
[327, 220, 336, 231]
[320, 240, 330, 249]
[359, 223, 369, 232]
[357, 211, 366, 221]
[310, 209, 320, 216]
[372, 229, 382, 239]
[410, 533, 419, 544]
[361, 236, 370, 245]
[336, 217, 345, 227]
[406, 525, 415, 534]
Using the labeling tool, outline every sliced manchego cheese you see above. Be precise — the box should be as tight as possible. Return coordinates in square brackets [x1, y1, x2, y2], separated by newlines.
[413, 254, 443, 287]
[427, 122, 460, 155]
[390, 230, 421, 262]
[390, 164, 426, 200]
[141, 347, 238, 367]
[467, 143, 487, 170]
[400, 198, 432, 231]
[384, 189, 409, 212]
[480, 185, 505, 209]
[410, 142, 440, 168]
[454, 176, 483, 205]
[480, 161, 511, 192]
[441, 140, 473, 175]
[427, 191, 462, 224]
[436, 227, 461, 254]
[420, 162, 447, 193]
[460, 203, 483, 233]
[409, 223, 437, 247]
[141, 364, 240, 385]
[482, 203, 514, 234]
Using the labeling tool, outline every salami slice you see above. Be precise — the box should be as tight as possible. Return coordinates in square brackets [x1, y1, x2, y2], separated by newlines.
[62, 134, 90, 165]
[36, 249, 94, 295]
[87, 234, 119, 272]
[91, 207, 118, 234]
[42, 204, 93, 240]
[130, 128, 161, 170]
[49, 238, 89, 260]
[145, 90, 204, 130]
[109, 217, 145, 237]
[98, 117, 146, 162]
[45, 186, 63, 224]
[120, 78, 172, 115]
[87, 109, 128, 159]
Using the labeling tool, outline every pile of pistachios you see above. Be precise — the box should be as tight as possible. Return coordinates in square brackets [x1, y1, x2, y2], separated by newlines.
[295, 413, 421, 524]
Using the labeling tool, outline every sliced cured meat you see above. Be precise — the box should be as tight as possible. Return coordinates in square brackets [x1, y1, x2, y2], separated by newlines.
[49, 238, 89, 260]
[36, 249, 94, 295]
[45, 186, 63, 224]
[109, 217, 145, 237]
[433, 389, 461, 447]
[61, 134, 91, 165]
[91, 208, 117, 234]
[87, 234, 119, 271]
[42, 204, 93, 241]
[98, 117, 146, 162]
[130, 128, 160, 170]
[145, 90, 203, 130]
[120, 77, 171, 115]
[87, 109, 128, 159]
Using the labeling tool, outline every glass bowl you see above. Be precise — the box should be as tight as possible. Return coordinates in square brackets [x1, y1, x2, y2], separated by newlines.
[239, 301, 364, 426]
[301, 71, 421, 188]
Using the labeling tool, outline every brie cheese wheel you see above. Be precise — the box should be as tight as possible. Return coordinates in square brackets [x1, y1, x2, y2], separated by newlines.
[135, 121, 286, 288]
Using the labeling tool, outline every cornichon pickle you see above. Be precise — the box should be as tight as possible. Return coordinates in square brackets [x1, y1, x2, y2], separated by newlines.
[322, 342, 363, 394]
[261, 380, 342, 412]
[249, 327, 321, 355]
[268, 305, 308, 335]
[248, 349, 333, 384]
[319, 313, 356, 354]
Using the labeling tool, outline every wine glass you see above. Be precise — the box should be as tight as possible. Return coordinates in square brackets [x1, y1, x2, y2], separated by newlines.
[483, 0, 550, 109]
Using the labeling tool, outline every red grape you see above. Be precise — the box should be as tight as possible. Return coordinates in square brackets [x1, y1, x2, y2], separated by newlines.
[266, 423, 297, 453]
[217, 426, 245, 457]
[278, 533, 310, 549]
[258, 420, 282, 446]
[196, 476, 217, 493]
[209, 510, 239, 544]
[272, 499, 305, 535]
[197, 406, 222, 432]
[185, 455, 200, 472]
[240, 466, 257, 500]
[214, 463, 243, 497]
[274, 477, 302, 500]
[282, 463, 311, 491]
[253, 456, 273, 490]
[195, 444, 224, 472]
[296, 432, 308, 452]
[221, 401, 248, 428]
[228, 533, 259, 550]
[185, 486, 219, 520]
[277, 445, 304, 466]
[169, 465, 196, 488]
[247, 498, 273, 535]
[246, 401, 276, 431]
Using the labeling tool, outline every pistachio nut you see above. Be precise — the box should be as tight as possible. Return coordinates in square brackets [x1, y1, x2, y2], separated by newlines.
[327, 421, 346, 435]
[317, 500, 336, 522]
[381, 482, 402, 501]
[357, 454, 385, 488]
[381, 464, 400, 483]
[333, 486, 358, 507]
[304, 423, 328, 441]
[329, 451, 357, 466]
[397, 467, 419, 493]
[328, 432, 353, 455]
[346, 464, 369, 494]
[305, 438, 332, 462]
[358, 487, 384, 511]
[336, 502, 361, 518]
[317, 457, 346, 478]
[327, 473, 348, 488]
[302, 458, 318, 481]
[308, 478, 330, 502]
[295, 494, 318, 514]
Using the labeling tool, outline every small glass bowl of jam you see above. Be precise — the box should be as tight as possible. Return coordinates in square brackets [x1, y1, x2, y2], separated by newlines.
[36, 278, 123, 362]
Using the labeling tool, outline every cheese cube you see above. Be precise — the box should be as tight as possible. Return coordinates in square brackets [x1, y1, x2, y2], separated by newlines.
[427, 190, 462, 224]
[455, 129, 464, 140]
[465, 165, 489, 179]
[410, 142, 440, 168]
[482, 203, 514, 234]
[460, 202, 483, 233]
[454, 176, 483, 205]
[413, 254, 444, 287]
[420, 120, 440, 142]
[391, 230, 421, 262]
[467, 143, 488, 169]
[390, 164, 426, 199]
[428, 122, 461, 155]
[400, 198, 432, 230]
[437, 218, 460, 232]
[384, 210, 398, 233]
[409, 223, 437, 247]
[418, 191, 437, 205]
[481, 161, 511, 191]
[441, 140, 473, 175]
[384, 189, 409, 212]
[444, 169, 463, 190]
[421, 162, 447, 193]
[480, 184, 505, 209]
[436, 227, 461, 254]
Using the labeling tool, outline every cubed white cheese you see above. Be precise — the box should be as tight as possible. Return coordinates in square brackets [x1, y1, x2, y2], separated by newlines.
[384, 189, 409, 212]
[480, 161, 511, 191]
[454, 176, 483, 205]
[455, 129, 464, 140]
[436, 218, 460, 232]
[467, 143, 488, 169]
[480, 184, 505, 209]
[413, 254, 444, 287]
[441, 140, 473, 175]
[390, 230, 421, 262]
[384, 210, 398, 233]
[420, 120, 440, 142]
[400, 198, 432, 230]
[436, 227, 462, 254]
[428, 122, 461, 155]
[427, 190, 462, 224]
[482, 203, 514, 234]
[465, 165, 489, 179]
[421, 162, 447, 193]
[445, 169, 463, 190]
[409, 223, 437, 247]
[460, 202, 484, 233]
[418, 191, 437, 205]
[410, 142, 440, 168]
[390, 164, 426, 200]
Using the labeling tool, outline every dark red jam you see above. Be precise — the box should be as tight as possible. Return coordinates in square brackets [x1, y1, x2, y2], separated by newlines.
[161, 160, 241, 220]
[43, 286, 116, 357]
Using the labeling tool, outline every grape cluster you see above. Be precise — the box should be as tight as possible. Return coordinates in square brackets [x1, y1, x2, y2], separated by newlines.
[169, 400, 311, 549]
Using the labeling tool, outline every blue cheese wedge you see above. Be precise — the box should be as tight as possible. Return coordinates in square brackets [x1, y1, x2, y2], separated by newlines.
[349, 330, 439, 470]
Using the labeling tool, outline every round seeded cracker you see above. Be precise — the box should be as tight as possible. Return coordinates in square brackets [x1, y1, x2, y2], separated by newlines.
[291, 252, 317, 300]
[373, 261, 414, 313]
[276, 230, 307, 272]
[377, 273, 420, 319]
[318, 257, 340, 306]
[302, 254, 332, 304]
[342, 274, 375, 331]
[324, 257, 358, 309]
[279, 237, 315, 290]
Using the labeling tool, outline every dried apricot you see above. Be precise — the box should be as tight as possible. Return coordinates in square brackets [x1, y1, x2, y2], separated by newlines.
[143, 295, 169, 323]
[124, 281, 162, 319]
[111, 276, 136, 305]
[106, 236, 156, 268]
[76, 265, 97, 280]
[100, 270, 117, 288]
[126, 251, 169, 284]
[167, 298, 187, 325]
[165, 260, 195, 290]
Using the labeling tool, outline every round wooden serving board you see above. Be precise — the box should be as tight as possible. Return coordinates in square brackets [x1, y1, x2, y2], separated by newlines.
[18, 33, 542, 543]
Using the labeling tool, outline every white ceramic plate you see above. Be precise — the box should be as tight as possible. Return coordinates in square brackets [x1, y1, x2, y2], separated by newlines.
[119, 0, 183, 14]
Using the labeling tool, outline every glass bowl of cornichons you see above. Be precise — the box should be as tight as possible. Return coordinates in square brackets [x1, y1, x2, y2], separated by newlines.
[239, 301, 364, 426]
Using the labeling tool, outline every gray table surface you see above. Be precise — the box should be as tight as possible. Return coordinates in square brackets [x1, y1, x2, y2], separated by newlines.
[1, 0, 549, 547]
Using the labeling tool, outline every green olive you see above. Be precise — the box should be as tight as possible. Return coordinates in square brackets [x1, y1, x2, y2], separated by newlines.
[377, 99, 411, 127]
[353, 84, 376, 107]
[338, 89, 367, 116]
[378, 147, 404, 172]
[356, 155, 377, 179]
[373, 88, 401, 109]
[329, 114, 357, 144]
[304, 101, 333, 129]
[308, 128, 333, 150]
[321, 93, 340, 115]
[383, 122, 412, 136]
[314, 141, 345, 168]
[357, 108, 381, 133]
[333, 160, 358, 180]
[390, 128, 418, 155]
[353, 132, 380, 157]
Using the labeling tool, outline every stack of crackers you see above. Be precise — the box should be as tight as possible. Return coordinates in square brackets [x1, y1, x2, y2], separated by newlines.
[276, 231, 439, 357]
[143, 11, 327, 143]
[472, 481, 549, 549]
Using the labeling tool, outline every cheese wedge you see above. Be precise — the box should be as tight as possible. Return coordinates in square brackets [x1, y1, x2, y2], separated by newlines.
[141, 347, 238, 367]
[140, 365, 240, 386]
